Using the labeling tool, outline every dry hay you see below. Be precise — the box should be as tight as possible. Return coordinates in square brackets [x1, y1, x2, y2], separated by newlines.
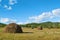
[37, 26, 43, 30]
[3, 23, 23, 33]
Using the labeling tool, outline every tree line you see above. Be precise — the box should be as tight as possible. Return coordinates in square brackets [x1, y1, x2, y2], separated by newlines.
[0, 22, 60, 28]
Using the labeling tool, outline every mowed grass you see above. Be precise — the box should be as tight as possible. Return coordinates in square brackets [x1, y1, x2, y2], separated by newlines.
[0, 27, 60, 40]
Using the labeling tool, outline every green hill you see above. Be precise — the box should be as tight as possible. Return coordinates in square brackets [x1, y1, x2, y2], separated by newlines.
[20, 22, 60, 28]
[0, 22, 60, 28]
[0, 23, 6, 27]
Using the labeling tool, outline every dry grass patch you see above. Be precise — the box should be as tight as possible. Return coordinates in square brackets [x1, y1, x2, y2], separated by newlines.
[0, 28, 60, 40]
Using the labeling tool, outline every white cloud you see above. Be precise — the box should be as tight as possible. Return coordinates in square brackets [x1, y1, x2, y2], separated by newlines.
[17, 21, 30, 24]
[1, 8, 60, 24]
[8, 6, 12, 10]
[0, 0, 17, 10]
[29, 8, 60, 23]
[29, 12, 53, 22]
[4, 5, 8, 8]
[17, 22, 24, 24]
[9, 19, 17, 23]
[0, 17, 28, 24]
[52, 8, 60, 17]
[9, 0, 17, 5]
[0, 18, 16, 23]
[17, 20, 32, 24]
[4, 5, 12, 10]
[0, 18, 9, 23]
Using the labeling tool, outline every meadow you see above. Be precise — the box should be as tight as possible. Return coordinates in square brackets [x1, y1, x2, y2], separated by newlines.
[0, 27, 60, 40]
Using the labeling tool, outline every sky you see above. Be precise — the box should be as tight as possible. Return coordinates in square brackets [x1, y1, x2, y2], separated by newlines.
[0, 0, 60, 24]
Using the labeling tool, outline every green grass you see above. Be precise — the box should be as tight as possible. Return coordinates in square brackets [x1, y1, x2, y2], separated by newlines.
[0, 27, 60, 40]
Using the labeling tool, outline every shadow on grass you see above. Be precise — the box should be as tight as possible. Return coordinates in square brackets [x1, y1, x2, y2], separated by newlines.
[15, 32, 33, 34]
[22, 32, 33, 33]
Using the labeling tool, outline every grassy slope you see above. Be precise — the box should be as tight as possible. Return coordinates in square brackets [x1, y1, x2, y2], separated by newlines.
[0, 28, 60, 40]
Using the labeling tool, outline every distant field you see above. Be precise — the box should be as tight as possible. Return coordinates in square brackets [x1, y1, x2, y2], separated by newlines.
[0, 27, 60, 40]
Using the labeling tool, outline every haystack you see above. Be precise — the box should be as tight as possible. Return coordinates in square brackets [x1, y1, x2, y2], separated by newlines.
[37, 26, 43, 30]
[3, 23, 23, 33]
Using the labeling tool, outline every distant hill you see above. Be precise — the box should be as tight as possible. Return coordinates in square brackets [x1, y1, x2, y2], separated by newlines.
[0, 22, 60, 28]
[0, 23, 6, 27]
[20, 22, 60, 28]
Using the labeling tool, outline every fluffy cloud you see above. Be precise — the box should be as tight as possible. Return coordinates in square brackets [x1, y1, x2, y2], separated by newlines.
[7, 8, 60, 24]
[17, 22, 24, 24]
[4, 5, 12, 10]
[17, 20, 30, 24]
[0, 17, 28, 24]
[0, 18, 16, 23]
[8, 6, 12, 10]
[0, 8, 60, 24]
[52, 8, 60, 17]
[9, 0, 17, 5]
[0, 0, 17, 10]
[29, 12, 53, 23]
[4, 5, 8, 8]
[0, 18, 9, 23]
[29, 8, 60, 23]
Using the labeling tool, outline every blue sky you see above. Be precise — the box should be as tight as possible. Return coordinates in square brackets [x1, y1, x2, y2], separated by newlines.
[0, 0, 60, 24]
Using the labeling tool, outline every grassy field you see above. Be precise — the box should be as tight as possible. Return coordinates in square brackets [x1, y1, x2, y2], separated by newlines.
[0, 27, 60, 40]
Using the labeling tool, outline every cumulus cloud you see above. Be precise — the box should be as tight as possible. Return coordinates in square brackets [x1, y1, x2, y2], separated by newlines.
[0, 17, 28, 24]
[0, 0, 17, 10]
[29, 8, 60, 23]
[4, 5, 8, 8]
[4, 5, 12, 10]
[0, 18, 9, 23]
[11, 8, 60, 24]
[0, 8, 60, 24]
[9, 0, 17, 5]
[52, 8, 60, 17]
[17, 20, 30, 24]
[8, 6, 12, 10]
[29, 12, 53, 23]
[0, 18, 16, 23]
[17, 22, 24, 24]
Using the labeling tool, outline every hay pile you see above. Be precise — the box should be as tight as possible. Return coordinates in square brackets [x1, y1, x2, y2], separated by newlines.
[37, 26, 43, 30]
[3, 23, 23, 33]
